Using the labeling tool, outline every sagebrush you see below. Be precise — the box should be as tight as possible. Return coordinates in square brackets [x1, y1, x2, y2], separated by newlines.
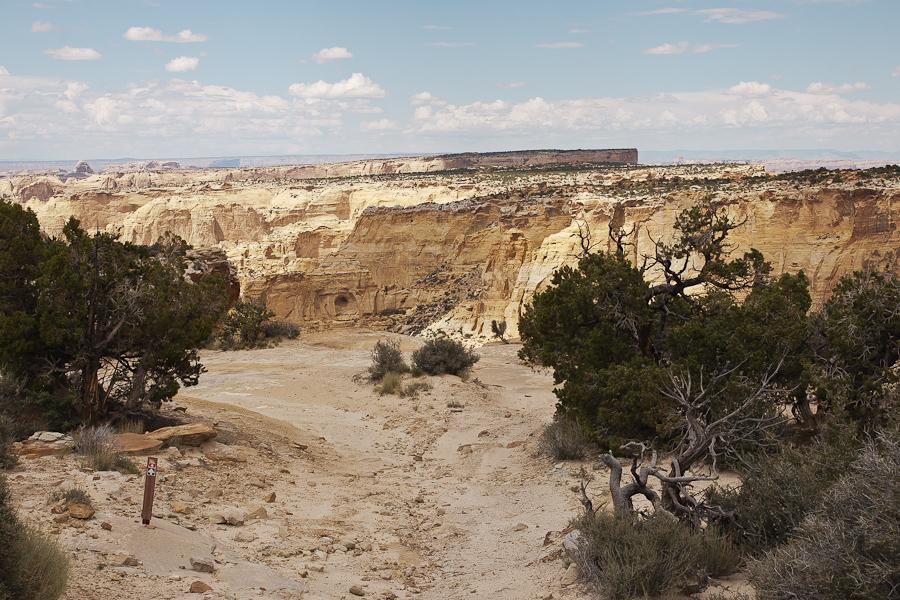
[411, 338, 479, 376]
[369, 339, 409, 380]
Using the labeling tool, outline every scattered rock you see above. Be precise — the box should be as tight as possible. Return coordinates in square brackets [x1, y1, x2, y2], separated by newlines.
[221, 507, 245, 526]
[147, 422, 217, 447]
[234, 530, 258, 543]
[201, 441, 247, 462]
[563, 531, 581, 552]
[306, 563, 325, 572]
[68, 503, 95, 520]
[101, 521, 112, 531]
[189, 580, 212, 593]
[248, 476, 266, 488]
[171, 502, 191, 514]
[560, 563, 579, 586]
[506, 440, 526, 448]
[115, 553, 139, 567]
[350, 584, 366, 596]
[264, 491, 276, 503]
[513, 523, 528, 532]
[457, 445, 472, 454]
[189, 557, 216, 573]
[246, 505, 267, 520]
[478, 430, 490, 437]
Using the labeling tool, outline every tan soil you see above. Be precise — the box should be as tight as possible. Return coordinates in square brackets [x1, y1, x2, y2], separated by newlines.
[7, 329, 749, 599]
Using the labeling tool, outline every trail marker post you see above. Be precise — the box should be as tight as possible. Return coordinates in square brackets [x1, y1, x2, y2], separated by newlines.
[141, 456, 158, 525]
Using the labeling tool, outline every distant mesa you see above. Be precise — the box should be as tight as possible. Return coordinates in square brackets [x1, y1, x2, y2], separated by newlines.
[100, 160, 181, 174]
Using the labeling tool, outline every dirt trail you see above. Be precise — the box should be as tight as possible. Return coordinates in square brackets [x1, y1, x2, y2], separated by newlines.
[181, 330, 588, 599]
[10, 330, 593, 600]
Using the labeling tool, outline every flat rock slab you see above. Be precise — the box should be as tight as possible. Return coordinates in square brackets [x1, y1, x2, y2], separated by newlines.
[75, 512, 306, 596]
[146, 422, 217, 446]
[114, 433, 164, 456]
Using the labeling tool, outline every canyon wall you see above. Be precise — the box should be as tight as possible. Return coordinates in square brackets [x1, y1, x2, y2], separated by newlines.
[5, 158, 898, 344]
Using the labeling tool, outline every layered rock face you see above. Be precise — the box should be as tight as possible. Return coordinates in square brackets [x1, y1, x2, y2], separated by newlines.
[7, 156, 899, 344]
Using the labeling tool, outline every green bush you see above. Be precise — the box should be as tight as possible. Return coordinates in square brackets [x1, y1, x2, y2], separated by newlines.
[539, 417, 590, 461]
[369, 339, 409, 380]
[377, 372, 404, 396]
[570, 511, 708, 600]
[0, 475, 69, 600]
[748, 430, 900, 600]
[0, 415, 17, 470]
[219, 300, 276, 346]
[411, 338, 479, 376]
[706, 426, 860, 554]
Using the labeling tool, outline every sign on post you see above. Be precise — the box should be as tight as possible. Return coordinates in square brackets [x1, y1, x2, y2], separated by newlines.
[141, 456, 158, 525]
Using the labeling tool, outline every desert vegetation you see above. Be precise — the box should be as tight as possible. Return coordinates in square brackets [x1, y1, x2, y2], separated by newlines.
[214, 299, 298, 350]
[0, 199, 228, 427]
[520, 205, 900, 598]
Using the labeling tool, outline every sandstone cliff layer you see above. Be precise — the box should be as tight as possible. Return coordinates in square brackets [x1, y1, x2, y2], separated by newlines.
[8, 157, 898, 345]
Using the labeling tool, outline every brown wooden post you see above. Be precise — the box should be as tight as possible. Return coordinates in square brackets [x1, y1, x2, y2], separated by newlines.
[141, 457, 158, 525]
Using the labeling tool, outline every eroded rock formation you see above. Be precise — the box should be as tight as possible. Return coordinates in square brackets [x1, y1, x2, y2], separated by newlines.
[6, 153, 898, 344]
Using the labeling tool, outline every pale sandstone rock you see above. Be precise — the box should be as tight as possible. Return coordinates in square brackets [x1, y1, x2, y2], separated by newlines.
[146, 422, 217, 446]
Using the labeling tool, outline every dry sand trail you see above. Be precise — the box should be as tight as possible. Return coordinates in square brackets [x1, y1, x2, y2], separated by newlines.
[179, 329, 591, 600]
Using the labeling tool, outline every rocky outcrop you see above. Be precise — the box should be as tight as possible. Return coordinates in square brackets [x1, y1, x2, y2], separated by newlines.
[12, 156, 900, 345]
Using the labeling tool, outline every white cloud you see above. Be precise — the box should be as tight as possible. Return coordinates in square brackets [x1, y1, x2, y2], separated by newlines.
[361, 118, 397, 132]
[497, 82, 526, 89]
[427, 42, 473, 47]
[725, 81, 773, 97]
[0, 66, 8, 76]
[693, 9, 787, 24]
[632, 8, 687, 15]
[643, 42, 690, 55]
[535, 42, 584, 49]
[31, 20, 60, 32]
[691, 43, 738, 54]
[43, 46, 102, 60]
[806, 81, 871, 94]
[123, 27, 208, 43]
[289, 73, 387, 99]
[311, 47, 353, 64]
[166, 56, 200, 72]
[409, 91, 446, 106]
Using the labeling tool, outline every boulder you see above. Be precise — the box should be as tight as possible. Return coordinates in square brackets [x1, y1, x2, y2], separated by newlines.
[69, 504, 95, 520]
[189, 580, 212, 593]
[114, 433, 163, 456]
[190, 557, 216, 573]
[146, 422, 217, 447]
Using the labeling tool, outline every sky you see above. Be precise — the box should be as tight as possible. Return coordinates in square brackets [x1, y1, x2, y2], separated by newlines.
[1, 0, 898, 160]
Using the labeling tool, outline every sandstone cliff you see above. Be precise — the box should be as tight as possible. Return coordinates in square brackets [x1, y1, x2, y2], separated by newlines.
[8, 155, 899, 345]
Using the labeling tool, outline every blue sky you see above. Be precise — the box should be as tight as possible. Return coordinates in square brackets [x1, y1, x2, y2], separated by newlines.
[1, 0, 898, 160]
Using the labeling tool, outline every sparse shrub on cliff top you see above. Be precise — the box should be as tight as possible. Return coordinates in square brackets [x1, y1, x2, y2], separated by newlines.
[368, 338, 409, 380]
[411, 338, 479, 376]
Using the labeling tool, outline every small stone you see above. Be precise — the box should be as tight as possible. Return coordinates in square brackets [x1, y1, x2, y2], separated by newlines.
[222, 507, 244, 526]
[349, 585, 366, 596]
[506, 440, 525, 448]
[414, 495, 424, 503]
[115, 553, 139, 567]
[306, 563, 325, 572]
[478, 430, 490, 437]
[171, 502, 191, 514]
[560, 563, 579, 586]
[50, 504, 67, 514]
[53, 514, 69, 523]
[436, 508, 445, 516]
[189, 557, 216, 573]
[264, 491, 276, 503]
[101, 522, 112, 531]
[234, 530, 257, 543]
[246, 506, 267, 520]
[189, 580, 212, 593]
[68, 503, 95, 520]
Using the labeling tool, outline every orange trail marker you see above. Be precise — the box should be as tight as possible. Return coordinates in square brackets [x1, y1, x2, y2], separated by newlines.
[141, 456, 158, 525]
